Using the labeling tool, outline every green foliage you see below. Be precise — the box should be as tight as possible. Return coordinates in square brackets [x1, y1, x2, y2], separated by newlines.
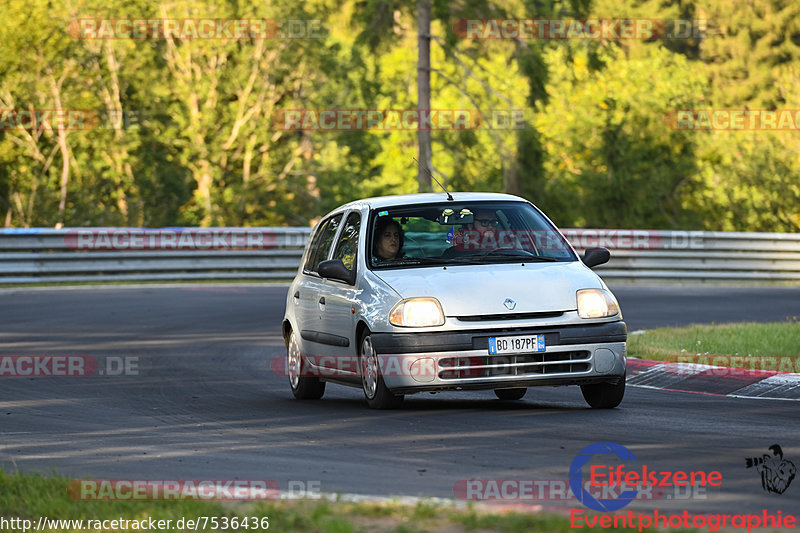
[0, 0, 798, 231]
[535, 44, 707, 228]
[701, 0, 800, 109]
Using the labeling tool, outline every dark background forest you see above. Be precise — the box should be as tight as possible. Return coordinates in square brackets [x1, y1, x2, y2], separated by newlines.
[1, 0, 798, 231]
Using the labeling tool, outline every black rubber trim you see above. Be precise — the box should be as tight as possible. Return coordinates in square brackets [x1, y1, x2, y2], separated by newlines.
[300, 330, 350, 347]
[370, 321, 626, 354]
[455, 311, 564, 321]
[390, 375, 625, 395]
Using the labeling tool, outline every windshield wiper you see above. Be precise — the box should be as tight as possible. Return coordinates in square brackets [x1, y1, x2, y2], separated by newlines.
[375, 257, 446, 267]
[462, 249, 560, 262]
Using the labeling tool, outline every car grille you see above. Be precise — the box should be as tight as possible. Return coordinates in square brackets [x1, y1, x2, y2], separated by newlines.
[454, 311, 564, 322]
[437, 351, 590, 379]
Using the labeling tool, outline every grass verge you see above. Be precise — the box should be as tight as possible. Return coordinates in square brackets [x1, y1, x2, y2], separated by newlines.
[627, 320, 800, 363]
[0, 470, 673, 532]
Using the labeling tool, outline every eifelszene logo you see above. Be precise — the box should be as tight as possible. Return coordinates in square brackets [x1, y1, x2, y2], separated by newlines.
[570, 441, 723, 512]
[745, 445, 796, 495]
[570, 442, 638, 511]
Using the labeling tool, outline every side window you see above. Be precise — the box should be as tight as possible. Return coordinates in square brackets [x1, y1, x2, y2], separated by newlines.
[303, 214, 343, 274]
[332, 212, 361, 273]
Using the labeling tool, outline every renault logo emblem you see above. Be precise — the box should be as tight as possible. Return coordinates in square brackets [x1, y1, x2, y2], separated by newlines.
[503, 298, 516, 310]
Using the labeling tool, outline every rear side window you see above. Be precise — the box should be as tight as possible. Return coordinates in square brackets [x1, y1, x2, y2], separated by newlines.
[303, 214, 343, 273]
[332, 212, 361, 273]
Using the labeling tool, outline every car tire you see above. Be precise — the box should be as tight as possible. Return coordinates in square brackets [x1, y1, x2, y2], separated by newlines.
[581, 379, 625, 409]
[359, 331, 404, 409]
[287, 330, 325, 400]
[494, 388, 527, 401]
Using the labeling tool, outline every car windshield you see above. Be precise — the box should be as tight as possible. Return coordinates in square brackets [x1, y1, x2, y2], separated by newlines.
[367, 201, 576, 269]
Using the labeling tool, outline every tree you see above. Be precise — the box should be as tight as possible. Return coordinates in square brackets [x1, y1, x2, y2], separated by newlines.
[700, 0, 800, 109]
[535, 44, 707, 228]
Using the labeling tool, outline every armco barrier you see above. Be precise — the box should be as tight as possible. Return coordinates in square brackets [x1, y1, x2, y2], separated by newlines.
[0, 228, 312, 284]
[0, 227, 798, 284]
[562, 229, 800, 282]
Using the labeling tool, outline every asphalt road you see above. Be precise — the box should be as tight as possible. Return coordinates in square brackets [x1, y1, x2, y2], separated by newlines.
[610, 284, 800, 330]
[1, 284, 798, 517]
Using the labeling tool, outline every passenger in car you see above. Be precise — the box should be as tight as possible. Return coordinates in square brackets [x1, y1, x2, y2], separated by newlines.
[449, 208, 500, 252]
[468, 209, 499, 231]
[374, 218, 404, 261]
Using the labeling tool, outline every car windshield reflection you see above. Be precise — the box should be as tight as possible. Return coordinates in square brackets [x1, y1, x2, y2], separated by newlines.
[367, 201, 576, 269]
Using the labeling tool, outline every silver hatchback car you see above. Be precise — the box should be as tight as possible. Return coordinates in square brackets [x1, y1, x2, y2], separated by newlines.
[282, 193, 626, 409]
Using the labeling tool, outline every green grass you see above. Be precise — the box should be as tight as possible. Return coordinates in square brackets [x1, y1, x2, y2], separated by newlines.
[1, 469, 243, 531]
[627, 320, 800, 362]
[0, 470, 677, 532]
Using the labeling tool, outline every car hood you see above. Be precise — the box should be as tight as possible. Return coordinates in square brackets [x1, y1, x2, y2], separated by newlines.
[373, 261, 603, 316]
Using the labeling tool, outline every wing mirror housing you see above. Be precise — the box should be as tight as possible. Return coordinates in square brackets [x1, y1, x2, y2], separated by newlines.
[582, 247, 611, 268]
[317, 259, 356, 285]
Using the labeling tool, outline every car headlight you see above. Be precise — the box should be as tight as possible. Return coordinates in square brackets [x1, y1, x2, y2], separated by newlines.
[576, 289, 620, 319]
[389, 298, 445, 327]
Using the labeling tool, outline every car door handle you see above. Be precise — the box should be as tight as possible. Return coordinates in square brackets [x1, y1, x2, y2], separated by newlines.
[318, 297, 326, 305]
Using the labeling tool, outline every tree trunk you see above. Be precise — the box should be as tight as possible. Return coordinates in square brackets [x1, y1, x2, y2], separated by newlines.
[416, 0, 432, 192]
[51, 75, 70, 226]
[504, 164, 519, 196]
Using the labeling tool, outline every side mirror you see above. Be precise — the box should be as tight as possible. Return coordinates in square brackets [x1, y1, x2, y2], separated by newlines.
[317, 259, 356, 285]
[582, 247, 610, 268]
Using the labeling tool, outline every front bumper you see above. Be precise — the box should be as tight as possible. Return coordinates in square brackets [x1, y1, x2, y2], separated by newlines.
[369, 321, 627, 394]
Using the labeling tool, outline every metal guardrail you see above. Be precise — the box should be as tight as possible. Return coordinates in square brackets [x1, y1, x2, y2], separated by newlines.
[561, 229, 800, 282]
[0, 227, 798, 284]
[0, 228, 311, 284]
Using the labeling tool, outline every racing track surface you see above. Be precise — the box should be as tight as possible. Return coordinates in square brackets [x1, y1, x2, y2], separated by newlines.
[1, 284, 799, 516]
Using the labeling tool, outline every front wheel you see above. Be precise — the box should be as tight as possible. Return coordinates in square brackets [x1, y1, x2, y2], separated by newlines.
[360, 332, 404, 409]
[287, 330, 325, 400]
[494, 388, 527, 401]
[581, 379, 625, 409]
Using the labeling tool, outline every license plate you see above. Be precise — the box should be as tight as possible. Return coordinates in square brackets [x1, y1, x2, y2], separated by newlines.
[488, 334, 545, 355]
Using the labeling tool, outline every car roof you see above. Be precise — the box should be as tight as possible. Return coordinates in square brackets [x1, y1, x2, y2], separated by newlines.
[339, 192, 529, 211]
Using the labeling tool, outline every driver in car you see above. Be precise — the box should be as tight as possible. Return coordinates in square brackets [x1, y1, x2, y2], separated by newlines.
[373, 217, 404, 262]
[451, 208, 501, 251]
